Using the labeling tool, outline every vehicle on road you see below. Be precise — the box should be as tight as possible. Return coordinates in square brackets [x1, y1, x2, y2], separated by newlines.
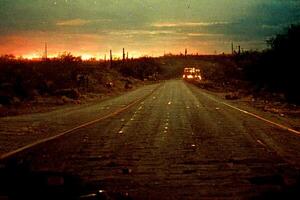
[182, 67, 202, 81]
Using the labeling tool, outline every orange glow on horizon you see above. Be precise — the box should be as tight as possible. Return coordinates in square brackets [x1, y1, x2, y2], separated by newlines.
[22, 53, 41, 60]
[19, 51, 154, 60]
[16, 50, 214, 60]
[1, 33, 218, 60]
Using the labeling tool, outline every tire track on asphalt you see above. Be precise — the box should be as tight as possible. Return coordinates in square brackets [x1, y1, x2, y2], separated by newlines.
[0, 84, 162, 161]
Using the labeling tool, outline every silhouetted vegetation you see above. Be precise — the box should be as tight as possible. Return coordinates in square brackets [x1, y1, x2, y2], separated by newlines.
[0, 53, 160, 107]
[0, 53, 83, 105]
[113, 57, 161, 80]
[236, 24, 300, 104]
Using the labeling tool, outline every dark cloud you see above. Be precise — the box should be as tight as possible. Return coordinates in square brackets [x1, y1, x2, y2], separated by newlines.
[0, 0, 299, 56]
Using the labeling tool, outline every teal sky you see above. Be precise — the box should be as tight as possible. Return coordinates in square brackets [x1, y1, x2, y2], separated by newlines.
[0, 0, 299, 58]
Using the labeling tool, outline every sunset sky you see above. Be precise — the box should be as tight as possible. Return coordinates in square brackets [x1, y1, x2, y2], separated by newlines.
[0, 0, 299, 59]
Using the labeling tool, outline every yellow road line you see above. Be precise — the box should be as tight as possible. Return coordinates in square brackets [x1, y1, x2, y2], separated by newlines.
[0, 84, 161, 161]
[200, 89, 300, 135]
[221, 101, 300, 135]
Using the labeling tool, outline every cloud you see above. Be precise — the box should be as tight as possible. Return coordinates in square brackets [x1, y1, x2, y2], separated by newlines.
[187, 33, 224, 37]
[261, 24, 284, 30]
[56, 18, 110, 26]
[106, 29, 211, 41]
[108, 30, 176, 36]
[152, 21, 230, 28]
[56, 19, 91, 26]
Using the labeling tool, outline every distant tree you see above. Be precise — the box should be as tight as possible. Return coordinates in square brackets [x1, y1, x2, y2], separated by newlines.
[118, 57, 161, 80]
[244, 24, 300, 103]
[0, 54, 15, 62]
[267, 24, 300, 55]
[58, 52, 82, 63]
[266, 24, 300, 103]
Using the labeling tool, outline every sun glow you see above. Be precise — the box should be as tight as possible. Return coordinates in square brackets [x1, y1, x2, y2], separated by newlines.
[18, 50, 156, 61]
[23, 53, 41, 60]
[81, 54, 94, 60]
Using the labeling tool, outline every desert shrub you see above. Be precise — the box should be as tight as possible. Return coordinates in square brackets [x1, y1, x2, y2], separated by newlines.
[239, 24, 300, 103]
[0, 53, 83, 100]
[116, 57, 161, 80]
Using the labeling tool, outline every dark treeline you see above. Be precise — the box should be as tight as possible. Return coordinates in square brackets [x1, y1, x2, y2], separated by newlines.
[0, 53, 84, 102]
[235, 24, 300, 104]
[0, 53, 161, 105]
[112, 57, 161, 80]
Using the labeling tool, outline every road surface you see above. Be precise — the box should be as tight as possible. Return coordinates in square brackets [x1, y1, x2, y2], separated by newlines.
[1, 80, 300, 199]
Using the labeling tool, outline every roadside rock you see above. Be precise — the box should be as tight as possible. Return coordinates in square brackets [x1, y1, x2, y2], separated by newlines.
[105, 82, 114, 89]
[28, 89, 39, 98]
[125, 82, 133, 89]
[225, 92, 240, 100]
[39, 80, 55, 94]
[54, 88, 80, 99]
[61, 96, 75, 103]
[12, 97, 21, 104]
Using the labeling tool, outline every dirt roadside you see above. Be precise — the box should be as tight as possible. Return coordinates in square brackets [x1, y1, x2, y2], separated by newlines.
[0, 79, 153, 118]
[191, 80, 300, 131]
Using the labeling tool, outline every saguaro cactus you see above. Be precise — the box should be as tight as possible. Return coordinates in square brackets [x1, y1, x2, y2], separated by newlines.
[123, 48, 125, 61]
[43, 42, 48, 60]
[110, 50, 113, 68]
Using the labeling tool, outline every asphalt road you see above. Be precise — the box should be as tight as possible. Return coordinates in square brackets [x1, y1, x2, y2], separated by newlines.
[1, 80, 300, 200]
